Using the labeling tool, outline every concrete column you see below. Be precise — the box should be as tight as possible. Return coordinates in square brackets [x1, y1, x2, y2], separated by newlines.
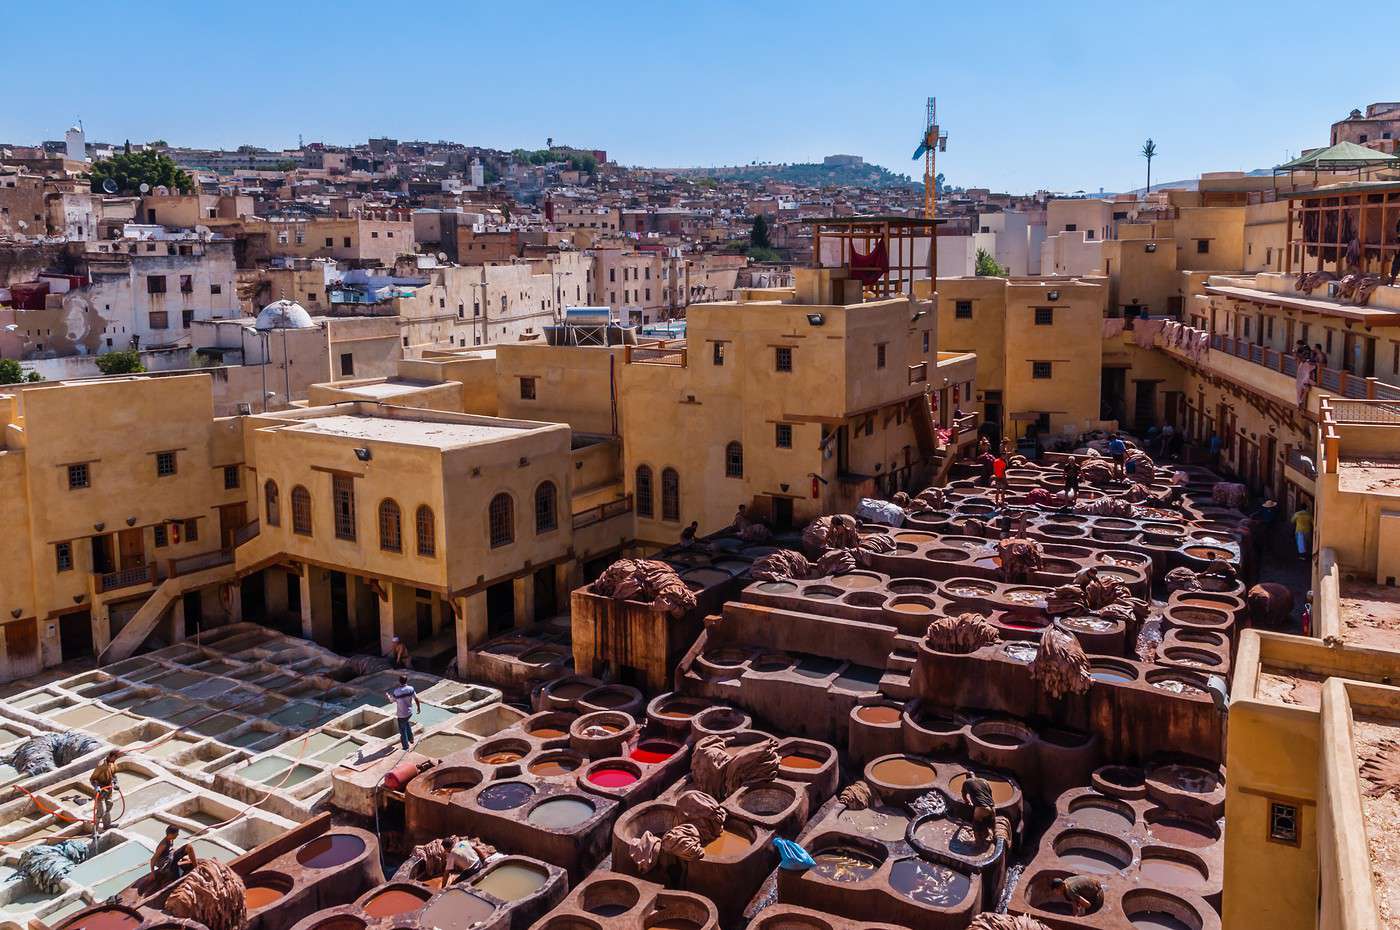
[454, 592, 488, 676]
[555, 561, 582, 613]
[299, 565, 314, 641]
[377, 583, 396, 657]
[512, 574, 535, 629]
[170, 597, 187, 644]
[224, 581, 242, 623]
[91, 601, 112, 655]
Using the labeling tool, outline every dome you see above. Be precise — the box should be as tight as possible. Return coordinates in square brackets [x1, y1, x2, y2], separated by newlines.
[254, 299, 315, 331]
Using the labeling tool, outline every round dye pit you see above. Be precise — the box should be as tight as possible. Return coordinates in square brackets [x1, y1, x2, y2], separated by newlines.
[755, 581, 798, 595]
[1059, 616, 1117, 633]
[830, 573, 880, 590]
[870, 756, 937, 788]
[527, 797, 596, 828]
[61, 909, 142, 930]
[1183, 545, 1233, 561]
[1122, 890, 1203, 930]
[363, 888, 430, 919]
[700, 648, 748, 667]
[655, 699, 708, 720]
[1002, 642, 1037, 663]
[581, 880, 640, 917]
[244, 882, 287, 910]
[473, 861, 549, 900]
[911, 817, 990, 856]
[530, 726, 568, 739]
[702, 825, 753, 857]
[588, 767, 639, 789]
[1139, 852, 1208, 887]
[481, 750, 524, 764]
[584, 688, 636, 709]
[308, 916, 365, 930]
[1147, 817, 1218, 849]
[630, 740, 678, 764]
[419, 888, 497, 930]
[888, 858, 972, 907]
[855, 705, 902, 725]
[888, 597, 937, 615]
[949, 771, 1016, 805]
[736, 784, 796, 817]
[529, 754, 582, 777]
[1067, 795, 1136, 834]
[970, 721, 1032, 748]
[1053, 830, 1133, 874]
[296, 833, 365, 869]
[1148, 674, 1208, 696]
[779, 750, 827, 771]
[1090, 662, 1137, 684]
[478, 781, 536, 811]
[810, 847, 880, 883]
[549, 680, 593, 701]
[804, 586, 841, 600]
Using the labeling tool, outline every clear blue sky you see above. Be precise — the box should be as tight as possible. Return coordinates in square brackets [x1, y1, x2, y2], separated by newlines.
[6, 0, 1398, 193]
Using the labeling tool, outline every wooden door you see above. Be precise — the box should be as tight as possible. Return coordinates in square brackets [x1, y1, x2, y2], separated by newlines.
[117, 528, 145, 571]
[219, 502, 248, 549]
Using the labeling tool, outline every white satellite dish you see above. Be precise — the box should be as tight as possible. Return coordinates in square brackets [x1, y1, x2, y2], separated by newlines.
[101, 178, 118, 194]
[154, 185, 169, 196]
[437, 252, 448, 262]
[139, 183, 150, 194]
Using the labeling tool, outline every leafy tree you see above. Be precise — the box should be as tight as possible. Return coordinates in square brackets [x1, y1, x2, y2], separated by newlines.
[750, 214, 772, 250]
[273, 159, 299, 172]
[934, 172, 946, 194]
[89, 151, 193, 195]
[1141, 138, 1158, 194]
[746, 246, 781, 263]
[95, 349, 145, 375]
[0, 359, 42, 384]
[567, 152, 596, 174]
[148, 139, 168, 148]
[975, 248, 1007, 277]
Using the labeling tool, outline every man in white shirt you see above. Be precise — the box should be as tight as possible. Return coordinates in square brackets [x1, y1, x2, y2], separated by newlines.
[385, 675, 421, 750]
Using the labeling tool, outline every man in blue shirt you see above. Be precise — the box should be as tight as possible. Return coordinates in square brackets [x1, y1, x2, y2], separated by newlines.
[1107, 435, 1126, 477]
[385, 675, 422, 751]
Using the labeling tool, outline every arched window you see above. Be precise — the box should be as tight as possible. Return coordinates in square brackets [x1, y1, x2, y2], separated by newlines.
[535, 481, 558, 534]
[725, 441, 744, 478]
[489, 493, 514, 548]
[378, 499, 402, 552]
[661, 468, 680, 522]
[416, 505, 436, 557]
[635, 465, 654, 519]
[264, 480, 280, 527]
[291, 485, 312, 536]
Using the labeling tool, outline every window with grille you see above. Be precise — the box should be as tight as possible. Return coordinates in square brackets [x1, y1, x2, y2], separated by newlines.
[922, 331, 930, 353]
[776, 424, 793, 448]
[1197, 239, 1211, 254]
[156, 451, 177, 477]
[67, 463, 89, 490]
[661, 468, 680, 522]
[520, 377, 537, 400]
[713, 342, 725, 366]
[1032, 361, 1053, 379]
[291, 485, 312, 535]
[55, 542, 72, 572]
[265, 481, 280, 526]
[154, 524, 168, 548]
[775, 346, 792, 372]
[333, 475, 356, 541]
[489, 493, 514, 547]
[378, 499, 402, 552]
[636, 466, 654, 518]
[725, 442, 744, 478]
[1268, 801, 1299, 845]
[955, 300, 972, 319]
[535, 482, 558, 533]
[184, 519, 198, 542]
[876, 344, 887, 369]
[416, 506, 435, 556]
[1034, 307, 1054, 325]
[224, 465, 240, 490]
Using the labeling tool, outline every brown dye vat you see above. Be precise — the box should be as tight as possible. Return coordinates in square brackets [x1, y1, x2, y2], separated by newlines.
[419, 888, 496, 929]
[888, 579, 938, 596]
[888, 858, 971, 906]
[482, 750, 524, 764]
[871, 757, 936, 787]
[1140, 854, 1208, 887]
[363, 889, 429, 918]
[856, 705, 901, 725]
[1067, 796, 1135, 834]
[1147, 817, 1217, 848]
[912, 818, 989, 856]
[889, 600, 936, 614]
[805, 586, 841, 600]
[308, 918, 366, 930]
[649, 921, 702, 930]
[586, 688, 635, 708]
[550, 680, 593, 700]
[949, 771, 1015, 805]
[656, 700, 707, 719]
[896, 532, 937, 543]
[473, 862, 549, 900]
[1053, 831, 1132, 874]
[296, 833, 365, 869]
[810, 848, 880, 883]
[830, 573, 880, 589]
[702, 826, 753, 857]
[701, 648, 749, 666]
[530, 726, 568, 739]
[582, 880, 640, 916]
[737, 785, 796, 817]
[244, 885, 285, 910]
[1183, 545, 1232, 560]
[529, 755, 581, 776]
[478, 782, 536, 811]
[780, 752, 826, 770]
[63, 910, 142, 930]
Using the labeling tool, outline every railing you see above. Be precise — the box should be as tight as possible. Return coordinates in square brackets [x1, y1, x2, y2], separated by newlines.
[233, 519, 260, 546]
[1201, 333, 1388, 400]
[624, 345, 687, 367]
[96, 563, 155, 594]
[1286, 447, 1319, 479]
[573, 494, 634, 530]
[908, 362, 928, 385]
[1326, 399, 1400, 426]
[169, 548, 235, 578]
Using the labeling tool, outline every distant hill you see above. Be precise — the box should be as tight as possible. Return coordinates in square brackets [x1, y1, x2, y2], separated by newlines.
[677, 160, 920, 191]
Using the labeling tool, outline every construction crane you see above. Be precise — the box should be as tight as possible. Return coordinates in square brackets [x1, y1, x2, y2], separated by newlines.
[911, 97, 948, 220]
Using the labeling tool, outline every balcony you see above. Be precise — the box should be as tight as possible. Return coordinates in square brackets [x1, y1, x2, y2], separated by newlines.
[572, 494, 633, 531]
[169, 548, 235, 578]
[624, 343, 687, 367]
[95, 563, 156, 595]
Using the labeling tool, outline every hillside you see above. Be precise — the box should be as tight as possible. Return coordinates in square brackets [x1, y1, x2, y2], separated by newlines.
[678, 160, 920, 190]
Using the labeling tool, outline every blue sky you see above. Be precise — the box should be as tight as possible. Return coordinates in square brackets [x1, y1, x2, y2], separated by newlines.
[6, 0, 1398, 193]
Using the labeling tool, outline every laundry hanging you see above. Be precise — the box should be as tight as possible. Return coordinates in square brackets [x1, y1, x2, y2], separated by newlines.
[848, 238, 889, 285]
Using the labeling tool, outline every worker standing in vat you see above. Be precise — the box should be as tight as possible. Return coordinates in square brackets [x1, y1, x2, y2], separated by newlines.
[1107, 434, 1127, 478]
[388, 636, 412, 670]
[680, 521, 699, 546]
[960, 775, 997, 837]
[89, 750, 120, 839]
[1061, 457, 1081, 501]
[386, 674, 422, 751]
[992, 456, 1008, 506]
[149, 826, 197, 886]
[1051, 875, 1104, 916]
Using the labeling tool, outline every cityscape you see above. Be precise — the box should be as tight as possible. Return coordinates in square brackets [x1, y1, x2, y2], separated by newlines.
[2, 11, 1400, 930]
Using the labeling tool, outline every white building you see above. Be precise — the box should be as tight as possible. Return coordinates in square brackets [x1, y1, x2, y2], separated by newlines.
[64, 125, 86, 162]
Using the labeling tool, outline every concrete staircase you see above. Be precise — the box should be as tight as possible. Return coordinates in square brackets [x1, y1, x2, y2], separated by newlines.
[98, 561, 236, 665]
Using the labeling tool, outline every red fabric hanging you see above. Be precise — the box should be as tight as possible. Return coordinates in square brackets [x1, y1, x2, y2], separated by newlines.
[849, 238, 889, 285]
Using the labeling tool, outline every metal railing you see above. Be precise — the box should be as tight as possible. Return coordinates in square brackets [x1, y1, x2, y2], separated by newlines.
[1326, 399, 1400, 425]
[233, 519, 260, 546]
[1286, 447, 1318, 479]
[624, 345, 687, 367]
[96, 563, 155, 594]
[573, 494, 634, 530]
[908, 362, 928, 385]
[169, 548, 235, 578]
[1201, 333, 1389, 400]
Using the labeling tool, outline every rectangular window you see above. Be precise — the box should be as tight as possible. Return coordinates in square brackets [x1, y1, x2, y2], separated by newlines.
[224, 465, 240, 490]
[210, 283, 222, 295]
[333, 474, 356, 541]
[147, 275, 166, 294]
[775, 423, 793, 448]
[1032, 361, 1053, 379]
[184, 519, 198, 542]
[154, 524, 168, 548]
[182, 309, 194, 328]
[1197, 239, 1211, 254]
[712, 342, 725, 366]
[55, 541, 73, 572]
[1035, 307, 1055, 326]
[325, 237, 333, 247]
[179, 274, 193, 294]
[1268, 801, 1299, 845]
[343, 237, 351, 248]
[520, 376, 537, 400]
[156, 451, 177, 477]
[67, 463, 89, 489]
[955, 300, 972, 319]
[922, 331, 930, 353]
[148, 311, 169, 329]
[876, 344, 887, 369]
[775, 346, 793, 372]
[339, 353, 354, 377]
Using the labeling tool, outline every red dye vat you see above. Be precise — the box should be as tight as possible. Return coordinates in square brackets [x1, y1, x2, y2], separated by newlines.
[589, 767, 640, 788]
[629, 740, 677, 764]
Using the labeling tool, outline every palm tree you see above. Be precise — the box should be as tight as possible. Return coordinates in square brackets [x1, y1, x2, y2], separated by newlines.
[1141, 138, 1158, 195]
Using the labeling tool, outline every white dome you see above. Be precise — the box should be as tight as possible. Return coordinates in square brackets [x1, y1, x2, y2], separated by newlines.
[254, 299, 315, 331]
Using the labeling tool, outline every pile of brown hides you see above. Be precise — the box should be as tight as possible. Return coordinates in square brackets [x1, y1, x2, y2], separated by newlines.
[593, 559, 697, 618]
[691, 734, 779, 799]
[165, 860, 246, 930]
[997, 538, 1044, 581]
[750, 550, 813, 583]
[1030, 628, 1091, 699]
[925, 613, 1001, 654]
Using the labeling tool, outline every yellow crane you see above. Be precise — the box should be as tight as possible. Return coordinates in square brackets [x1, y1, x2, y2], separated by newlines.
[912, 96, 948, 220]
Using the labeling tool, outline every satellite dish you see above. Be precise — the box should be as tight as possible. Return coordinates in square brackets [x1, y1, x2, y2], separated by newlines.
[101, 178, 118, 194]
[437, 252, 448, 262]
[154, 185, 169, 196]
[139, 183, 150, 194]
[17, 221, 27, 231]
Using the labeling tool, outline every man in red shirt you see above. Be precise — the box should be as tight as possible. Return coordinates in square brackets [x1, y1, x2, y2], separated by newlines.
[992, 456, 1008, 505]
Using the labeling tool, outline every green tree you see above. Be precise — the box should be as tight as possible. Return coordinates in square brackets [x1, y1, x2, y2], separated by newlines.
[95, 349, 145, 375]
[1141, 138, 1158, 194]
[0, 359, 42, 384]
[975, 248, 1007, 277]
[750, 214, 772, 250]
[89, 151, 193, 195]
[746, 246, 781, 263]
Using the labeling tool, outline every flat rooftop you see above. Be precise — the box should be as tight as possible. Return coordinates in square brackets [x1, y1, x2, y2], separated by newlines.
[1338, 457, 1400, 497]
[286, 413, 533, 448]
[1338, 579, 1400, 653]
[332, 379, 436, 400]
